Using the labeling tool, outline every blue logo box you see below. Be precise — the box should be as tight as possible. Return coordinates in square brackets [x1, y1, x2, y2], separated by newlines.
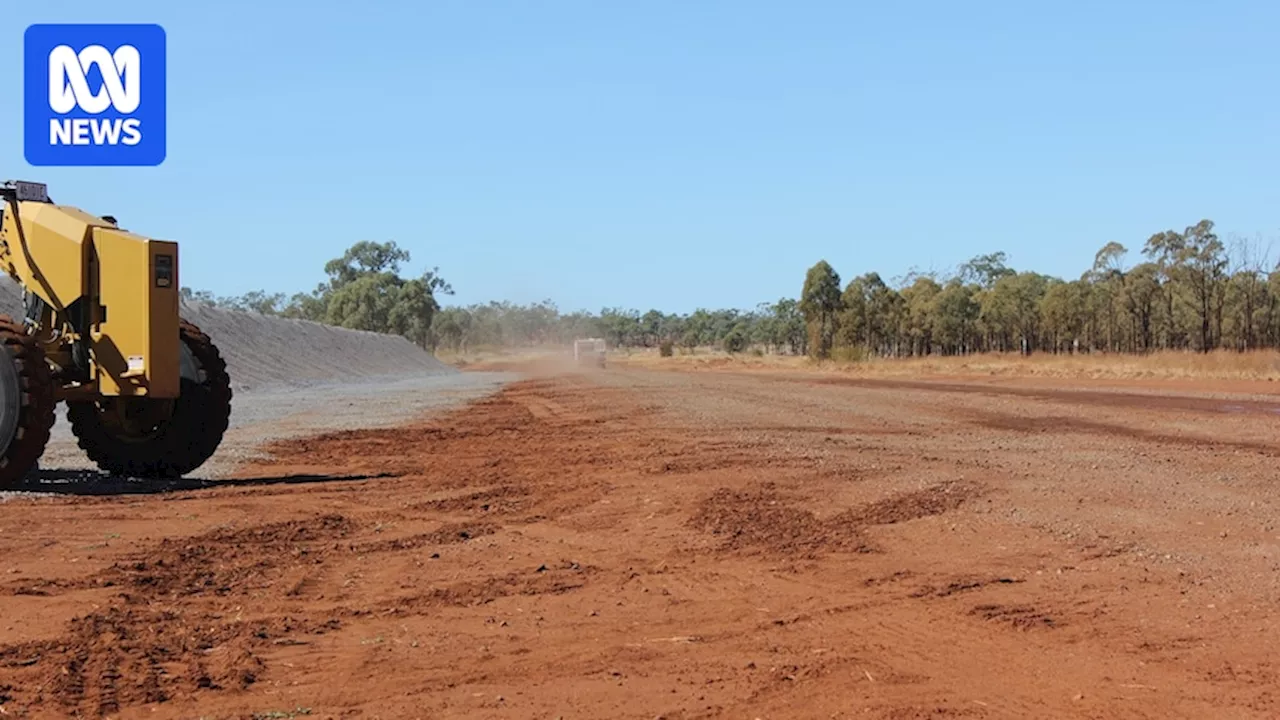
[24, 23, 166, 166]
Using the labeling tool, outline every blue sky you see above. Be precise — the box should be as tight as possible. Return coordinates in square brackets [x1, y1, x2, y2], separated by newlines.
[4, 1, 1279, 314]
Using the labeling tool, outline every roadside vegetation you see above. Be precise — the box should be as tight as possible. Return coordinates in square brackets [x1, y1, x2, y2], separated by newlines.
[186, 220, 1280, 376]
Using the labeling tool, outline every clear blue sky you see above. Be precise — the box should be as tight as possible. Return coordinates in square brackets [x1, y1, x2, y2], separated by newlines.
[4, 1, 1279, 314]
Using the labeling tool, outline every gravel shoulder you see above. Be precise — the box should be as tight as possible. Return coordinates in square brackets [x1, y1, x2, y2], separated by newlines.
[31, 369, 519, 483]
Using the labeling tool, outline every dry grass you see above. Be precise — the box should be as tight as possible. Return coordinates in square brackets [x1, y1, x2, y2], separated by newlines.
[437, 343, 1280, 383]
[611, 347, 1280, 381]
[849, 350, 1280, 381]
[614, 348, 809, 372]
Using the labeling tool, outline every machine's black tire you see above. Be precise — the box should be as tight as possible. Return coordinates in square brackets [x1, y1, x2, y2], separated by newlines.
[0, 316, 55, 489]
[68, 320, 232, 478]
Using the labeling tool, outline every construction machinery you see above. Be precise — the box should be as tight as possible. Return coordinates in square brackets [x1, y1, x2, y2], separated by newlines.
[0, 180, 231, 487]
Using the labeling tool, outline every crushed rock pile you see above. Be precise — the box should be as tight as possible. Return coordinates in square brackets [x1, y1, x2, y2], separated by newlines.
[0, 276, 454, 392]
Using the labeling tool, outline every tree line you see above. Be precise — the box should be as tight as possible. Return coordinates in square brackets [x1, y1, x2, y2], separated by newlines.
[182, 240, 452, 350]
[187, 219, 1280, 358]
[799, 219, 1277, 358]
[184, 239, 806, 354]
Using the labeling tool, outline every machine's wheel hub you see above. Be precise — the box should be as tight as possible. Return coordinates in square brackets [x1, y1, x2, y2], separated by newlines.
[96, 397, 176, 442]
[89, 340, 199, 443]
[68, 319, 233, 479]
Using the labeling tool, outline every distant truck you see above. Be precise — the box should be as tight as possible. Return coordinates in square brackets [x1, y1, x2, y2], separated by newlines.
[574, 338, 607, 368]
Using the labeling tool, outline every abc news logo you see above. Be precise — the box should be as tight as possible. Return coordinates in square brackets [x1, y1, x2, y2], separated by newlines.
[48, 44, 143, 146]
[24, 24, 166, 167]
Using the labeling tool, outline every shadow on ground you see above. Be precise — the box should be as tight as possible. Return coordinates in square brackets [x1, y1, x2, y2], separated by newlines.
[8, 469, 394, 496]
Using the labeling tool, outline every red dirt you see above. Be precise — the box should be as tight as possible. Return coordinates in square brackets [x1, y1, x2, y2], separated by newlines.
[2, 366, 1280, 718]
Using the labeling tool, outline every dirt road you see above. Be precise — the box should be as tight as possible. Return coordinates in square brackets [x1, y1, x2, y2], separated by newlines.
[2, 364, 1280, 719]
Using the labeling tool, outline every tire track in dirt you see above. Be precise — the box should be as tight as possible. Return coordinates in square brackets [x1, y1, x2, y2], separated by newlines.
[0, 379, 634, 717]
[0, 508, 594, 716]
[0, 369, 1275, 717]
[0, 515, 359, 714]
[688, 480, 984, 557]
[718, 578, 1079, 719]
[572, 369, 1278, 717]
[948, 406, 1280, 455]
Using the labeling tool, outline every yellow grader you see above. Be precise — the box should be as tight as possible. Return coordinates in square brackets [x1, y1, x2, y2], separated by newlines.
[0, 180, 231, 487]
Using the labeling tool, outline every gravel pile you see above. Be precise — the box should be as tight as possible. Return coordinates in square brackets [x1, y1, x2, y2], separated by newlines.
[0, 277, 454, 392]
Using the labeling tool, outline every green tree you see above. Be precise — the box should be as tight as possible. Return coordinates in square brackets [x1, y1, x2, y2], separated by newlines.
[388, 278, 440, 349]
[1123, 263, 1161, 352]
[324, 240, 412, 288]
[770, 297, 806, 354]
[1179, 220, 1227, 352]
[180, 287, 218, 304]
[324, 272, 403, 331]
[900, 276, 942, 356]
[931, 280, 979, 355]
[430, 307, 473, 352]
[307, 240, 452, 345]
[1143, 230, 1186, 349]
[837, 272, 903, 356]
[722, 327, 748, 353]
[800, 260, 842, 359]
[1087, 242, 1128, 352]
[959, 252, 1016, 289]
[1040, 279, 1088, 352]
[281, 287, 328, 322]
[980, 272, 1049, 353]
[225, 290, 286, 316]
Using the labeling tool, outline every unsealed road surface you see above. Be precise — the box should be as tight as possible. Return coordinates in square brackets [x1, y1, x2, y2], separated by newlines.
[1, 366, 1279, 719]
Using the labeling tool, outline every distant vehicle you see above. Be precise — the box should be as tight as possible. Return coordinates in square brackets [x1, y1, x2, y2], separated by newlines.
[573, 338, 607, 368]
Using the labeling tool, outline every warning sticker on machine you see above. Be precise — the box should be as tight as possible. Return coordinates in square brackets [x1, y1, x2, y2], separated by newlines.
[127, 355, 144, 372]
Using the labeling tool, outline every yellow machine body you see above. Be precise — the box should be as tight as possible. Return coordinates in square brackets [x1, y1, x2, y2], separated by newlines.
[0, 179, 231, 483]
[0, 199, 181, 398]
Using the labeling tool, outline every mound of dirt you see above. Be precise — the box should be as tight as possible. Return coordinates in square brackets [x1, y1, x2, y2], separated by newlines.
[0, 277, 454, 392]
